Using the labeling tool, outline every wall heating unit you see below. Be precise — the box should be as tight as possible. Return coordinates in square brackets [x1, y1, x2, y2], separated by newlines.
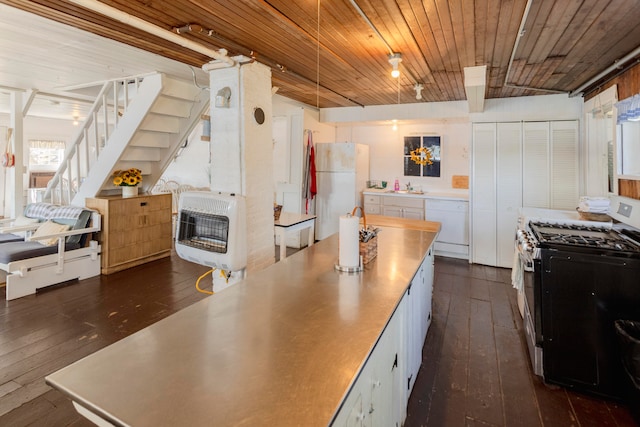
[175, 191, 247, 272]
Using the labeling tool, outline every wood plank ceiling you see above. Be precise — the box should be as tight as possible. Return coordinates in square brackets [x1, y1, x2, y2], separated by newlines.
[2, 0, 640, 108]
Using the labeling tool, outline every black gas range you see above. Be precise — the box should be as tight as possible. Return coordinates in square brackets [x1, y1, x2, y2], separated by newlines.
[529, 221, 640, 257]
[523, 216, 640, 400]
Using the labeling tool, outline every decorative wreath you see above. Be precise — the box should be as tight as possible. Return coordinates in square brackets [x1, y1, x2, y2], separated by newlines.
[410, 146, 433, 166]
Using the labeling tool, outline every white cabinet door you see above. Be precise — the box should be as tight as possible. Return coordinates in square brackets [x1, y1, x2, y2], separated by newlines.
[523, 122, 551, 208]
[404, 259, 431, 404]
[382, 206, 403, 218]
[423, 248, 434, 336]
[370, 299, 404, 427]
[364, 204, 381, 215]
[426, 199, 469, 245]
[550, 121, 579, 210]
[402, 208, 424, 220]
[332, 290, 406, 427]
[523, 121, 579, 210]
[363, 195, 381, 215]
[496, 122, 522, 268]
[472, 123, 497, 266]
[473, 121, 579, 267]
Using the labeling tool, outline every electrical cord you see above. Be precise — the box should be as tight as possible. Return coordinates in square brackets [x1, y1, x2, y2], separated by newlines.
[195, 268, 231, 295]
[195, 269, 214, 295]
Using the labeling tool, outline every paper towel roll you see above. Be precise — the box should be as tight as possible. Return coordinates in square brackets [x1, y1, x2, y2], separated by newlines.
[339, 214, 360, 268]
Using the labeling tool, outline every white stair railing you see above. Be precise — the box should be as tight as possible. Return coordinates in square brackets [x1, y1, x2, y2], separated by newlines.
[44, 73, 154, 204]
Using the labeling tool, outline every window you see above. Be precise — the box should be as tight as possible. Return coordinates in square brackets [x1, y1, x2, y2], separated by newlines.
[403, 135, 441, 177]
[29, 140, 65, 169]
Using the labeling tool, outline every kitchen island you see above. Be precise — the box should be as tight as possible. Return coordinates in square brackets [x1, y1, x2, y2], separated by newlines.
[46, 225, 439, 427]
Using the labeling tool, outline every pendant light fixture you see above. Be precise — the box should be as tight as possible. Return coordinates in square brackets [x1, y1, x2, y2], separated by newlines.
[388, 53, 402, 78]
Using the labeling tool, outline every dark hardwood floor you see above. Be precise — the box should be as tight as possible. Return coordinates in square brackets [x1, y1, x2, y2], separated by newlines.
[405, 257, 637, 427]
[0, 252, 637, 426]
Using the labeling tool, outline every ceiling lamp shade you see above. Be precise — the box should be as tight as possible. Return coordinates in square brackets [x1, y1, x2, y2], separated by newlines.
[388, 53, 402, 78]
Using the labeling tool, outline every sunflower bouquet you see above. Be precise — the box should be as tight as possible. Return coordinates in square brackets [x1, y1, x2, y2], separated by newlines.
[112, 168, 142, 187]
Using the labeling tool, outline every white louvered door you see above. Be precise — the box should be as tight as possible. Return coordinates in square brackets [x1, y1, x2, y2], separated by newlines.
[523, 122, 550, 208]
[471, 123, 497, 266]
[496, 123, 523, 268]
[550, 121, 580, 210]
[472, 120, 580, 267]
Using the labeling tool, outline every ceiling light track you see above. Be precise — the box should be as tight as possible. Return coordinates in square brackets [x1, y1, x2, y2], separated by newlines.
[504, 0, 567, 95]
[348, 0, 394, 55]
[569, 46, 640, 98]
[67, 0, 234, 66]
[173, 22, 363, 107]
[348, 0, 422, 91]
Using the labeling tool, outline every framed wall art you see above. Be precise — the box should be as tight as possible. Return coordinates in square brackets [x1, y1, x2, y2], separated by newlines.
[404, 135, 441, 177]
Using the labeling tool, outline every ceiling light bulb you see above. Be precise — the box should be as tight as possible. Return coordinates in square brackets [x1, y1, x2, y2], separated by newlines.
[388, 53, 402, 79]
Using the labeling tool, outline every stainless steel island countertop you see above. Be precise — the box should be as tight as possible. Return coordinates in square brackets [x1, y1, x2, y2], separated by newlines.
[46, 226, 438, 427]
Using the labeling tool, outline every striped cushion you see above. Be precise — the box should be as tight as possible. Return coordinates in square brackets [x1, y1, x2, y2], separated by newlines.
[23, 203, 58, 220]
[48, 205, 86, 220]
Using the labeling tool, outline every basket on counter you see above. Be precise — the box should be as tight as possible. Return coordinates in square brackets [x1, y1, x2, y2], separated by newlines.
[274, 204, 282, 221]
[352, 206, 377, 264]
[576, 208, 611, 222]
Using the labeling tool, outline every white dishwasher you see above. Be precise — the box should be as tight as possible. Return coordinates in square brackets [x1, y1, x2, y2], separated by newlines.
[425, 198, 469, 259]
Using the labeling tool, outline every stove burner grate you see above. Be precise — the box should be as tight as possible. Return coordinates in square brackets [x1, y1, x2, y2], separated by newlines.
[529, 221, 640, 255]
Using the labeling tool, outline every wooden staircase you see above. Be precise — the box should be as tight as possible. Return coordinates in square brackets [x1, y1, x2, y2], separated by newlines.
[44, 72, 209, 206]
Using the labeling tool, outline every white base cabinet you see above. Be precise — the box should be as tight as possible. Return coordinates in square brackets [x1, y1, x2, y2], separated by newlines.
[364, 192, 470, 259]
[425, 199, 469, 259]
[382, 196, 425, 219]
[364, 194, 425, 219]
[332, 249, 434, 427]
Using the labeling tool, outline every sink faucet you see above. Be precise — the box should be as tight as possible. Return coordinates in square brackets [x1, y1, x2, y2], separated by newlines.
[405, 182, 411, 191]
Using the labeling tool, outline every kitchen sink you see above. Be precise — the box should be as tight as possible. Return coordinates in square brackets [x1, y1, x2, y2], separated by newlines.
[386, 190, 426, 195]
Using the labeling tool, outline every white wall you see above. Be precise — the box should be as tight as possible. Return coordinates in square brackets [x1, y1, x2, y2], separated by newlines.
[0, 114, 76, 215]
[0, 113, 77, 167]
[272, 95, 335, 213]
[335, 120, 470, 193]
[160, 121, 210, 189]
[325, 94, 583, 193]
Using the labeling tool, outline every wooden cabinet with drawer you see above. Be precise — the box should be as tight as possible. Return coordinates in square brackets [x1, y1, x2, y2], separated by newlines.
[86, 193, 173, 274]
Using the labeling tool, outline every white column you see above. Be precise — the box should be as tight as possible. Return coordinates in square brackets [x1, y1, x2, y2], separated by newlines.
[8, 92, 24, 218]
[207, 61, 275, 291]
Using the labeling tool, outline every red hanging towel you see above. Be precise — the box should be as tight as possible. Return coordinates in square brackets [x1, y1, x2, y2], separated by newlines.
[302, 130, 317, 214]
[309, 142, 317, 198]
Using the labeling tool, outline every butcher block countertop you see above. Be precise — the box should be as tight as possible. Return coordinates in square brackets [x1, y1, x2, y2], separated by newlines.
[46, 226, 437, 427]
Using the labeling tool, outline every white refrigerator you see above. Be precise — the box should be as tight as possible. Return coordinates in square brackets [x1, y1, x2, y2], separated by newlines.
[315, 142, 370, 240]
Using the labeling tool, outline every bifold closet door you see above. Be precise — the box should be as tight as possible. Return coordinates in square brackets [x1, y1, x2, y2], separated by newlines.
[496, 123, 522, 268]
[472, 123, 497, 266]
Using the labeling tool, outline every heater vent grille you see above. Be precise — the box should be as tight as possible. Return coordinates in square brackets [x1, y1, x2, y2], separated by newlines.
[177, 210, 229, 254]
[175, 191, 247, 271]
